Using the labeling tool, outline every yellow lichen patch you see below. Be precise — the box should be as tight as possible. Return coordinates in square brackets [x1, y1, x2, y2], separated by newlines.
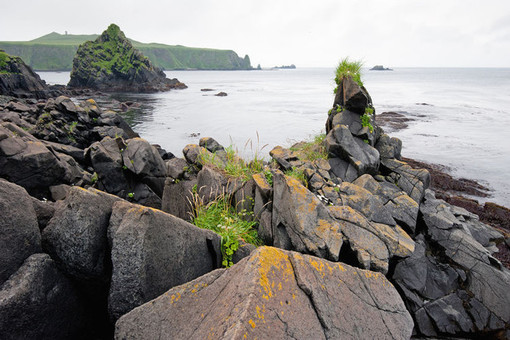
[255, 305, 265, 320]
[253, 173, 271, 192]
[249, 319, 256, 328]
[256, 247, 294, 301]
[286, 176, 309, 200]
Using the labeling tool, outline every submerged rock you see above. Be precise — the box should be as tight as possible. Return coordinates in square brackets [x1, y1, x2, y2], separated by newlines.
[68, 24, 186, 92]
[115, 247, 413, 340]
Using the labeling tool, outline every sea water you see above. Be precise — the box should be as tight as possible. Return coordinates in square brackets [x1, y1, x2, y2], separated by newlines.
[37, 68, 510, 207]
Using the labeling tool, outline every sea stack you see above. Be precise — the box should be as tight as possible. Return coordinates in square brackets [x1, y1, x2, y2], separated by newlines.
[67, 24, 186, 92]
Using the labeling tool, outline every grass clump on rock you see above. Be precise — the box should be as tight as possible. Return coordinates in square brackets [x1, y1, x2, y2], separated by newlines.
[191, 191, 262, 267]
[334, 57, 364, 87]
[290, 133, 328, 162]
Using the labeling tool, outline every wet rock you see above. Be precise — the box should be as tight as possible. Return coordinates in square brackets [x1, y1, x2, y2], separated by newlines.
[0, 179, 41, 285]
[42, 187, 121, 281]
[115, 247, 413, 340]
[0, 253, 85, 340]
[108, 200, 221, 321]
[165, 157, 189, 179]
[271, 171, 343, 261]
[325, 124, 380, 176]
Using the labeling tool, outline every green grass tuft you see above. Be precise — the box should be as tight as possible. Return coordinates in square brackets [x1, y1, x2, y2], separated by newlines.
[289, 133, 328, 162]
[284, 167, 308, 187]
[191, 192, 262, 267]
[334, 57, 364, 87]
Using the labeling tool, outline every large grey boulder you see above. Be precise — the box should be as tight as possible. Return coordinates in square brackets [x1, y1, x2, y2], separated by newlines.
[108, 200, 222, 321]
[326, 124, 380, 176]
[0, 123, 84, 198]
[121, 137, 167, 196]
[0, 179, 41, 285]
[0, 253, 85, 339]
[115, 247, 413, 340]
[42, 186, 121, 281]
[272, 171, 343, 261]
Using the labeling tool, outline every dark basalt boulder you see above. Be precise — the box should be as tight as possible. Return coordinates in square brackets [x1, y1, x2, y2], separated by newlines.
[0, 179, 41, 285]
[68, 24, 187, 93]
[0, 253, 86, 340]
[0, 50, 50, 99]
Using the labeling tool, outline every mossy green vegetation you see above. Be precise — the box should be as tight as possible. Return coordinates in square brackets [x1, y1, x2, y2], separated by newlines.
[289, 133, 328, 162]
[0, 30, 252, 71]
[0, 50, 10, 70]
[361, 107, 374, 133]
[284, 167, 308, 187]
[191, 192, 262, 267]
[335, 57, 364, 87]
[198, 145, 266, 182]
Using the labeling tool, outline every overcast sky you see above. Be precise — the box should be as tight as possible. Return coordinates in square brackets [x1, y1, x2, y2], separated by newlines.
[1, 0, 509, 67]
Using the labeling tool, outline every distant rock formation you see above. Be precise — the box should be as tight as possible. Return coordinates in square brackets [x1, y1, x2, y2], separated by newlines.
[0, 50, 50, 98]
[370, 65, 393, 71]
[272, 64, 296, 69]
[68, 24, 186, 92]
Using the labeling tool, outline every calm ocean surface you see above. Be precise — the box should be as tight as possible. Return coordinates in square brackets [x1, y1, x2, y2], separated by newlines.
[38, 68, 510, 207]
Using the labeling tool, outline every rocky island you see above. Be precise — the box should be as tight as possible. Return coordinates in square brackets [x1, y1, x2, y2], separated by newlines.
[0, 54, 509, 339]
[370, 65, 393, 71]
[68, 24, 186, 92]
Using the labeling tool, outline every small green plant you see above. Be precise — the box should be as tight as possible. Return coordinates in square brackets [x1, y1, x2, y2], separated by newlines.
[91, 172, 98, 184]
[263, 169, 273, 186]
[334, 57, 364, 87]
[127, 192, 134, 198]
[284, 167, 308, 187]
[68, 121, 78, 134]
[122, 165, 128, 170]
[361, 106, 374, 133]
[289, 133, 328, 162]
[192, 183, 198, 193]
[190, 191, 262, 268]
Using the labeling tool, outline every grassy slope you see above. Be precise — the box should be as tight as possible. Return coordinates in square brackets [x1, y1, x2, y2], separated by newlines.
[0, 32, 251, 71]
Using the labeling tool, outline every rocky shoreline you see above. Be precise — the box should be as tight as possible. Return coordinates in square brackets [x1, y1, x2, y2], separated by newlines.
[1, 58, 510, 339]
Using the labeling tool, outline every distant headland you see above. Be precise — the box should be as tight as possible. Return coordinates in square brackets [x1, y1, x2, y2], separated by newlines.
[0, 31, 252, 71]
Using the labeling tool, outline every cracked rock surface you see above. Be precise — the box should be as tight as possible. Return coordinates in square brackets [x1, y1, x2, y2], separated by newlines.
[115, 246, 413, 340]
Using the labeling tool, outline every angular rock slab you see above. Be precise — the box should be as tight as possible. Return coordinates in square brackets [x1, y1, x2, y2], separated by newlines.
[0, 179, 41, 285]
[329, 205, 414, 274]
[380, 158, 430, 203]
[108, 200, 222, 321]
[0, 123, 78, 198]
[325, 124, 380, 176]
[0, 253, 85, 340]
[393, 190, 510, 337]
[42, 186, 121, 281]
[272, 171, 343, 261]
[115, 247, 413, 340]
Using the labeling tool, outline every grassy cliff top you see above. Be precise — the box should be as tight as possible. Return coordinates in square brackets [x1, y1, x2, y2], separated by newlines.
[4, 30, 235, 53]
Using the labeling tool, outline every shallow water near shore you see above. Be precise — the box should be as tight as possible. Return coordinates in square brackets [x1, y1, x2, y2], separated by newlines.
[38, 68, 510, 207]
